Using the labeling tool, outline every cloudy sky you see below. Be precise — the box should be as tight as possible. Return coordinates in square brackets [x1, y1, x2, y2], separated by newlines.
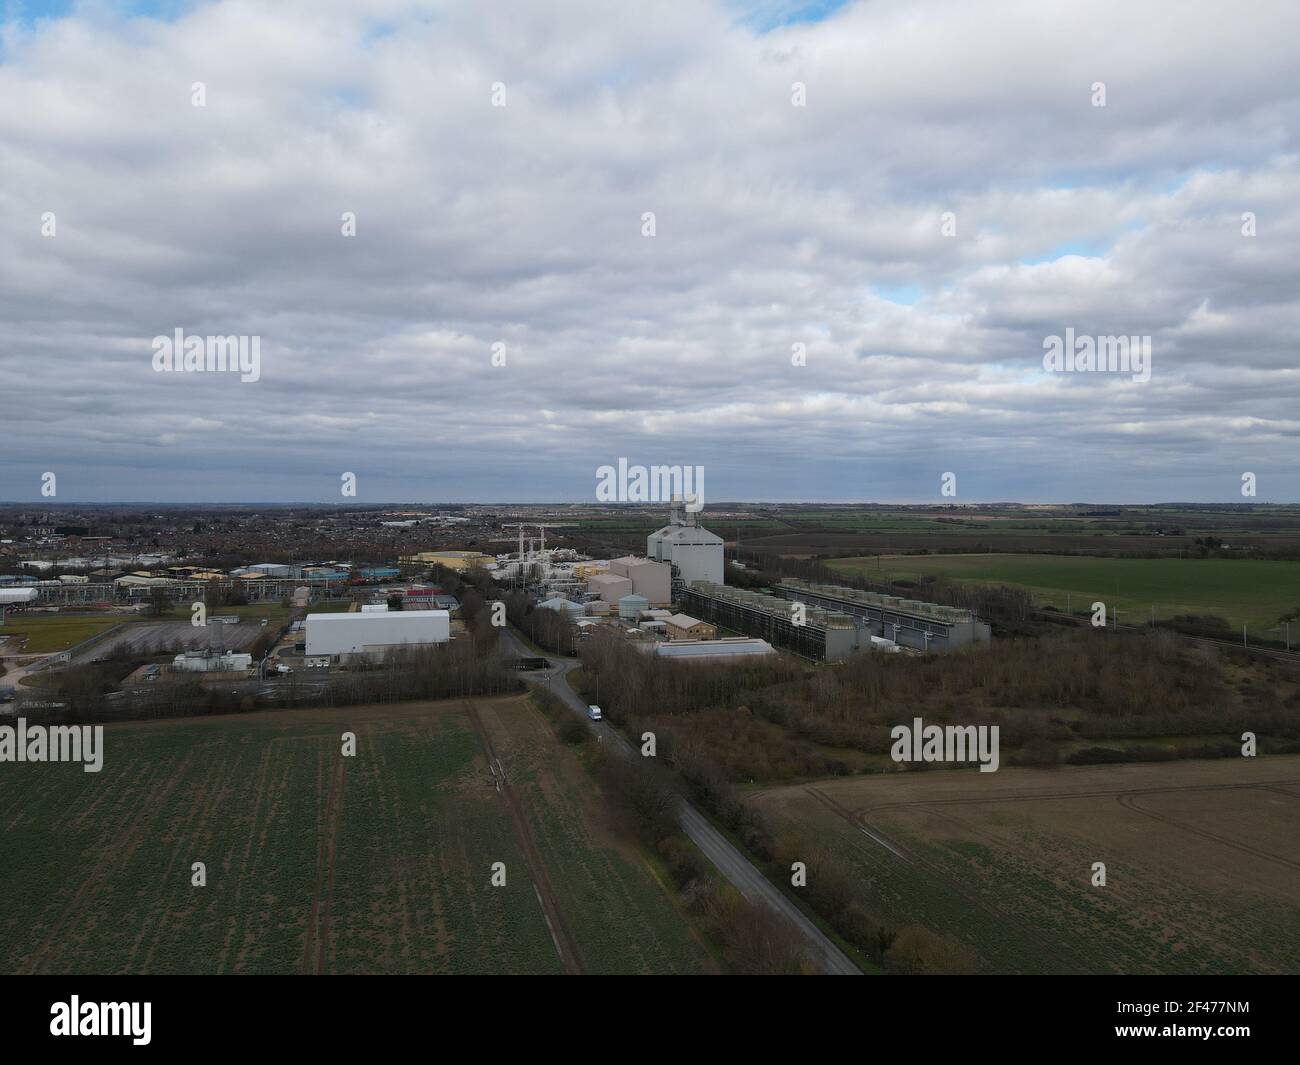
[1, 0, 1297, 504]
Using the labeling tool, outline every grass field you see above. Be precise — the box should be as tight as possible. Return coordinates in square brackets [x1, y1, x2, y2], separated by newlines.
[828, 553, 1300, 632]
[748, 757, 1300, 974]
[0, 695, 710, 974]
[0, 615, 122, 653]
[1, 602, 291, 656]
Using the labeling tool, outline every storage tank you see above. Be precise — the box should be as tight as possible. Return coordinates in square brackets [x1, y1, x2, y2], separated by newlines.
[618, 593, 650, 620]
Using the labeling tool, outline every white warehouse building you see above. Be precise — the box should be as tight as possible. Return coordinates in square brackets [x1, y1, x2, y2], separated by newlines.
[647, 499, 724, 586]
[305, 609, 450, 659]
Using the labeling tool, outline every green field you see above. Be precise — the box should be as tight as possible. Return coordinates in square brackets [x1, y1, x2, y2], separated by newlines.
[1, 603, 291, 655]
[828, 553, 1300, 633]
[0, 615, 121, 653]
[496, 701, 709, 974]
[0, 696, 709, 974]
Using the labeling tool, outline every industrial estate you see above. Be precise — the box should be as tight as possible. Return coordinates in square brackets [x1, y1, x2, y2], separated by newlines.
[3, 499, 1299, 978]
[0, 498, 984, 680]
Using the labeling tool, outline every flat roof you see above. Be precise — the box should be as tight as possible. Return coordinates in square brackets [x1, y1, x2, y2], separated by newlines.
[650, 638, 774, 658]
[306, 609, 449, 621]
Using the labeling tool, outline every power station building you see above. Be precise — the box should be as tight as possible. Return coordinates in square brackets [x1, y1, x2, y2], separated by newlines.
[607, 556, 671, 605]
[678, 582, 859, 661]
[776, 579, 991, 653]
[587, 572, 633, 604]
[305, 608, 450, 661]
[677, 579, 991, 660]
[647, 500, 724, 587]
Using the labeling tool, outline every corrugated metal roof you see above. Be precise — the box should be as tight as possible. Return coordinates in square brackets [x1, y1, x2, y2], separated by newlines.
[664, 613, 708, 629]
[650, 638, 774, 658]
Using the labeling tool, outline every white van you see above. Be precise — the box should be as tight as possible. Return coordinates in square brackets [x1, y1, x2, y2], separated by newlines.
[587, 704, 602, 721]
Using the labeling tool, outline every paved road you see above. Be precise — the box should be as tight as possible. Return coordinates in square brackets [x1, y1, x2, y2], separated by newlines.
[502, 629, 861, 975]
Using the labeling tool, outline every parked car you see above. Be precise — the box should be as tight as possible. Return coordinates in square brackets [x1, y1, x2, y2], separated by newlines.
[587, 704, 602, 721]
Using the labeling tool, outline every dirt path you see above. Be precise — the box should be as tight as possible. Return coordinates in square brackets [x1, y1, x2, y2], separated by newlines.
[463, 700, 583, 974]
[805, 785, 911, 861]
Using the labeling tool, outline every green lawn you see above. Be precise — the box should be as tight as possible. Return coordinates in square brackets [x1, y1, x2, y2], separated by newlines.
[828, 553, 1300, 634]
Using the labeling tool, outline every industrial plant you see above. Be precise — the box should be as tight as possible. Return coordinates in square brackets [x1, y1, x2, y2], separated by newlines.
[647, 497, 725, 588]
[1, 499, 998, 705]
[777, 579, 992, 653]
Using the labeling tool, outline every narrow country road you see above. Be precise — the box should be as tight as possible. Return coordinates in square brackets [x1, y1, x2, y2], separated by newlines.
[501, 629, 862, 976]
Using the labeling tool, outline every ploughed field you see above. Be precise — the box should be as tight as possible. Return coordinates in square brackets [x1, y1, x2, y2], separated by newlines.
[748, 756, 1300, 974]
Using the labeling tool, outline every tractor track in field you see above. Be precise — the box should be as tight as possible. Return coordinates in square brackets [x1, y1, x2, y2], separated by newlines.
[23, 749, 199, 974]
[804, 785, 911, 861]
[805, 785, 1091, 971]
[854, 776, 1300, 815]
[1114, 791, 1300, 873]
[821, 775, 1300, 873]
[302, 748, 346, 974]
[463, 700, 583, 974]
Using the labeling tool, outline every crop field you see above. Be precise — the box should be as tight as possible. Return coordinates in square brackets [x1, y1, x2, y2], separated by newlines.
[718, 504, 1300, 560]
[472, 698, 711, 974]
[828, 553, 1300, 632]
[748, 757, 1300, 974]
[0, 695, 710, 974]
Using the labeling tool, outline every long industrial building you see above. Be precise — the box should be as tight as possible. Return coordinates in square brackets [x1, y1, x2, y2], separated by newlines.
[776, 579, 991, 652]
[678, 578, 991, 660]
[678, 581, 859, 661]
[305, 608, 450, 660]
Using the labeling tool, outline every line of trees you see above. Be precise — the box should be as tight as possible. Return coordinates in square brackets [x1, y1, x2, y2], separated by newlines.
[577, 625, 1297, 780]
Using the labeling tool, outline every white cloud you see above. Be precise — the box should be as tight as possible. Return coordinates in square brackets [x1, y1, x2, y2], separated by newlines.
[1, 0, 1298, 502]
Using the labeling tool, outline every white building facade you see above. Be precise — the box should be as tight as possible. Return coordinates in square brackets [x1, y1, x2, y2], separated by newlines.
[647, 501, 725, 587]
[305, 609, 450, 658]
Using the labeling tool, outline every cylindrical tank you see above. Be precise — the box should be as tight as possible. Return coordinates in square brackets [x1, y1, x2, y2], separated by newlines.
[618, 594, 649, 620]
